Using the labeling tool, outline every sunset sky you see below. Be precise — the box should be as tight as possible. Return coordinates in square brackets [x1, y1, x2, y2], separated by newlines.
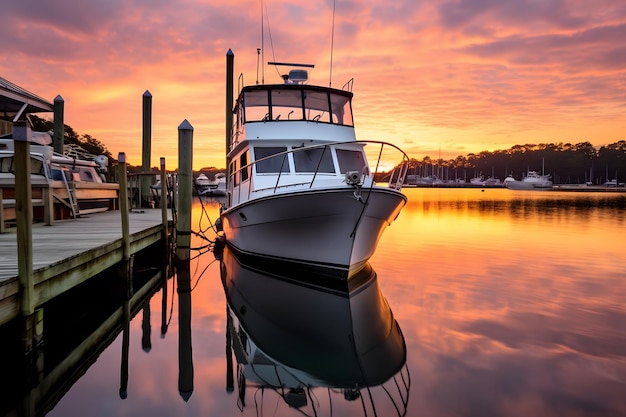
[2, 0, 625, 169]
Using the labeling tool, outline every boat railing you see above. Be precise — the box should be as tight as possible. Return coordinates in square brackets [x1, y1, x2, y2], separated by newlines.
[229, 141, 409, 203]
[342, 78, 354, 92]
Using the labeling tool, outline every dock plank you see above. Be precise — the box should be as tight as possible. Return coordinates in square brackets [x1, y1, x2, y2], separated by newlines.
[0, 209, 167, 282]
[0, 209, 170, 326]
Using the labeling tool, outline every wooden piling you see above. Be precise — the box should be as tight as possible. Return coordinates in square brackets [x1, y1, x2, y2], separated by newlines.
[142, 91, 152, 207]
[176, 120, 193, 261]
[53, 95, 64, 155]
[118, 152, 130, 261]
[226, 50, 234, 189]
[160, 157, 168, 239]
[13, 122, 34, 316]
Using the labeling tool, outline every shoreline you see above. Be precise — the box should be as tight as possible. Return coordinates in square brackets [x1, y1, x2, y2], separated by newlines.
[402, 184, 626, 192]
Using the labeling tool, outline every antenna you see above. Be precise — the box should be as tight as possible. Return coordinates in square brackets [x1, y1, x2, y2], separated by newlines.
[256, 48, 261, 84]
[329, 0, 336, 87]
[261, 0, 265, 84]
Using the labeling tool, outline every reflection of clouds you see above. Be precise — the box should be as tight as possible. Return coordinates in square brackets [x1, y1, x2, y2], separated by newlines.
[371, 189, 626, 416]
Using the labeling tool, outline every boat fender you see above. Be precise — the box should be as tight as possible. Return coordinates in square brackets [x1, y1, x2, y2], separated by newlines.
[94, 155, 109, 171]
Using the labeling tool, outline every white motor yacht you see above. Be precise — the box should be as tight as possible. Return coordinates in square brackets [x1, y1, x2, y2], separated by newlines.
[219, 53, 409, 278]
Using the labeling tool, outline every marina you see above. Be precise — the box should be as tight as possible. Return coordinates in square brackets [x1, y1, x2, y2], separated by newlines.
[2, 42, 625, 417]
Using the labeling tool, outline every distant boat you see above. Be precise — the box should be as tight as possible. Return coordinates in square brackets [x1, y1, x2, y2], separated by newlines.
[483, 176, 503, 187]
[469, 175, 484, 186]
[504, 170, 553, 190]
[194, 172, 226, 196]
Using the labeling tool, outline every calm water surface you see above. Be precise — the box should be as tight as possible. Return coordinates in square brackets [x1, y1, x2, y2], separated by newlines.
[35, 188, 626, 416]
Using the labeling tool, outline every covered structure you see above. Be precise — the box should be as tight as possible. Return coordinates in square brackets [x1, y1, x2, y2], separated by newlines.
[0, 76, 53, 135]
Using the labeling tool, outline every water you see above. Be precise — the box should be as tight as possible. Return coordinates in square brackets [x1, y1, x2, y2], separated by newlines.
[3, 188, 626, 416]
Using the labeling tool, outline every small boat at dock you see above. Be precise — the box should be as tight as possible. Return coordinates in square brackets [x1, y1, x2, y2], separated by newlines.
[0, 133, 118, 220]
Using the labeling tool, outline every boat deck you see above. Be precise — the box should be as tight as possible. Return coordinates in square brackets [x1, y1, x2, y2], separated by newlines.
[0, 209, 169, 325]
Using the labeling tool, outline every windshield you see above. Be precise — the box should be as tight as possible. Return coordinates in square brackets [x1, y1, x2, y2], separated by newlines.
[242, 87, 353, 126]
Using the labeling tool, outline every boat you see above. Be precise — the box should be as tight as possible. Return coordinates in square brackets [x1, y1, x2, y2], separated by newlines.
[220, 245, 409, 416]
[194, 172, 226, 196]
[219, 52, 409, 278]
[0, 132, 118, 219]
[504, 170, 553, 190]
[469, 174, 484, 186]
[483, 176, 503, 187]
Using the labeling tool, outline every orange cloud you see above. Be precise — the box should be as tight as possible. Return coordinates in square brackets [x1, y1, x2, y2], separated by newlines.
[2, 0, 625, 169]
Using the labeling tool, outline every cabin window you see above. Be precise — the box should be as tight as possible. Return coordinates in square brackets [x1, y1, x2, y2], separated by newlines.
[303, 91, 331, 123]
[293, 146, 335, 173]
[271, 89, 304, 121]
[243, 90, 270, 122]
[336, 149, 367, 174]
[0, 156, 13, 173]
[29, 158, 45, 176]
[254, 147, 289, 173]
[330, 93, 353, 126]
[230, 160, 238, 186]
[240, 151, 249, 182]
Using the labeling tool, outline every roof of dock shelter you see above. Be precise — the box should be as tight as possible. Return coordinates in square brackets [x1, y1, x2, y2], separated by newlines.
[0, 76, 54, 118]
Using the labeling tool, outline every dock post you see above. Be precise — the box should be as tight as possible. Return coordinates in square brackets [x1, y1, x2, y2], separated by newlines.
[118, 152, 131, 262]
[117, 152, 134, 296]
[160, 157, 168, 243]
[142, 91, 152, 207]
[176, 120, 193, 262]
[226, 50, 234, 189]
[13, 122, 34, 317]
[53, 95, 64, 155]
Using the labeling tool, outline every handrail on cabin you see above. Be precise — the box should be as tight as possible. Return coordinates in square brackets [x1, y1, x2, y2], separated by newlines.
[227, 141, 409, 199]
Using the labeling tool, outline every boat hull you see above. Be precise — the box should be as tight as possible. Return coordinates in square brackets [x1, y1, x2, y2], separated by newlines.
[220, 187, 406, 277]
[505, 180, 552, 190]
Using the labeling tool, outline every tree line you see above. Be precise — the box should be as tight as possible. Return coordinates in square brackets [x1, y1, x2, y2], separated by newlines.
[407, 141, 626, 185]
[27, 115, 626, 184]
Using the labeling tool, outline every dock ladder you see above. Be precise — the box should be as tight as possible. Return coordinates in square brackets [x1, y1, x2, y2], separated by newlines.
[62, 172, 80, 218]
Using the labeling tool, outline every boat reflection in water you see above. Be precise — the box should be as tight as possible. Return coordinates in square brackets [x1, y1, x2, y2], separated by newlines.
[219, 246, 410, 416]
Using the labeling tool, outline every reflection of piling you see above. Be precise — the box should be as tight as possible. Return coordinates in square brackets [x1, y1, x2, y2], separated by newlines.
[142, 302, 152, 352]
[176, 120, 193, 262]
[161, 269, 169, 337]
[177, 258, 194, 401]
[226, 307, 234, 393]
[119, 298, 130, 400]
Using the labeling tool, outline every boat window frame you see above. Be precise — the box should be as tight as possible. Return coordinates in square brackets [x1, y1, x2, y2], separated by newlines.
[240, 150, 250, 182]
[292, 145, 336, 174]
[240, 85, 354, 127]
[253, 146, 291, 174]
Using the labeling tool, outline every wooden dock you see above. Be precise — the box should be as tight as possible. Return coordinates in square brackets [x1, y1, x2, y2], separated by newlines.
[0, 209, 169, 326]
